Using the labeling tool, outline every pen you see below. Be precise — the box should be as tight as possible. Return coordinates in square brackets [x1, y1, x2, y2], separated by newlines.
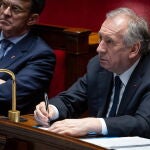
[44, 93, 51, 125]
[44, 92, 49, 113]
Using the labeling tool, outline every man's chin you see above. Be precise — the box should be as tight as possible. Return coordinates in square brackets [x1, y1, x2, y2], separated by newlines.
[100, 61, 111, 70]
[100, 60, 108, 67]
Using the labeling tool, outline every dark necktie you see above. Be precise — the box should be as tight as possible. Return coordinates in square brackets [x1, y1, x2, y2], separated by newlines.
[0, 39, 12, 59]
[109, 76, 122, 117]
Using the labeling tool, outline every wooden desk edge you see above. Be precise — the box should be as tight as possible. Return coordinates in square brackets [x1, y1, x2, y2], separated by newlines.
[0, 114, 106, 150]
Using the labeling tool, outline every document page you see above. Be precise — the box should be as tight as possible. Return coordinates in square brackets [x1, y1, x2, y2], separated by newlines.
[80, 136, 150, 150]
[33, 125, 49, 130]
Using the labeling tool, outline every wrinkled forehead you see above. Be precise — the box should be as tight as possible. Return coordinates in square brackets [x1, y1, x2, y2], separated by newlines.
[2, 0, 32, 7]
[99, 15, 129, 36]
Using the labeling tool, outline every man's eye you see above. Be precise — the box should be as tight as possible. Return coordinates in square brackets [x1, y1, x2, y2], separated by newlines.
[12, 6, 22, 13]
[0, 2, 7, 8]
[106, 39, 113, 44]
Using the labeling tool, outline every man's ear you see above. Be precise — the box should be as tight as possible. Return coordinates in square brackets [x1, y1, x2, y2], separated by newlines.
[27, 14, 39, 26]
[129, 41, 141, 59]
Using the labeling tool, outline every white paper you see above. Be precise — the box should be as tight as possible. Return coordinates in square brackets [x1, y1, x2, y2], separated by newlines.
[38, 126, 49, 130]
[80, 136, 150, 150]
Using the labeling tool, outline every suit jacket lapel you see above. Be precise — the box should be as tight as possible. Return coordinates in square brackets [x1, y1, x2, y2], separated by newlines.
[117, 58, 145, 115]
[0, 33, 34, 68]
[118, 75, 142, 114]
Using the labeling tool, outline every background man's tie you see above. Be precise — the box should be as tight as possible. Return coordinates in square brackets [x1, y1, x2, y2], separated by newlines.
[109, 76, 122, 117]
[0, 39, 12, 59]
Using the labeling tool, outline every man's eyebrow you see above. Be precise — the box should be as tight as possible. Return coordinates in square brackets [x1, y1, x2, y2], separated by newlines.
[11, 2, 23, 8]
[98, 33, 108, 39]
[5, 0, 24, 7]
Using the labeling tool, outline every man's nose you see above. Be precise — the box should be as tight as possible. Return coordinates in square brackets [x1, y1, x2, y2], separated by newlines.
[3, 6, 12, 16]
[96, 40, 106, 53]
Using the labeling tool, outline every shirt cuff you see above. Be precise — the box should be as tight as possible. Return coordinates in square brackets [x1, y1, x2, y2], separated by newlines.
[49, 104, 59, 120]
[99, 118, 108, 135]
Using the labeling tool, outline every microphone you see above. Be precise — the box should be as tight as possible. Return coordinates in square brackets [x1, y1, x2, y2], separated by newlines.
[0, 69, 20, 122]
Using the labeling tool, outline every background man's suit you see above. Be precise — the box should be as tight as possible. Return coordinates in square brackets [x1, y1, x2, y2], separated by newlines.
[49, 54, 150, 138]
[0, 32, 56, 115]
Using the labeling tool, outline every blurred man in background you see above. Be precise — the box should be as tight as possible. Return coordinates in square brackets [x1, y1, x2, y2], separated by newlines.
[0, 0, 55, 115]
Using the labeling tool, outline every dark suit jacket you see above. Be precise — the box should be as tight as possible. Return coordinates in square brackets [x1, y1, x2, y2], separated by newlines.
[49, 54, 150, 138]
[0, 31, 56, 115]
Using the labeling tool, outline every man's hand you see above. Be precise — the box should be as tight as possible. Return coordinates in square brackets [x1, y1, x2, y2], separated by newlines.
[34, 101, 57, 127]
[48, 118, 102, 137]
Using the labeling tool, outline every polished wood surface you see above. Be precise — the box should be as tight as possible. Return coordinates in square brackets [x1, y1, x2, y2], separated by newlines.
[0, 115, 106, 150]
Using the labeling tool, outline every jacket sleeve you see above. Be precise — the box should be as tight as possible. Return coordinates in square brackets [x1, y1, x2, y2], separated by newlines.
[49, 74, 88, 119]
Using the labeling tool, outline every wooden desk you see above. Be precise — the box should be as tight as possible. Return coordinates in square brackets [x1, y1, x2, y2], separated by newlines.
[0, 115, 106, 150]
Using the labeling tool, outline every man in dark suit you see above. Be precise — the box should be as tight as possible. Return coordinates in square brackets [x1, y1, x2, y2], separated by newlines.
[0, 0, 55, 115]
[34, 7, 150, 138]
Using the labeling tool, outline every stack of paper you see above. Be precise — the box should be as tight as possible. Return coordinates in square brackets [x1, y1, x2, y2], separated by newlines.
[80, 136, 150, 150]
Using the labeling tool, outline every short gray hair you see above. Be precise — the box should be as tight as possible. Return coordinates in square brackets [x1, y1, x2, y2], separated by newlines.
[106, 7, 150, 55]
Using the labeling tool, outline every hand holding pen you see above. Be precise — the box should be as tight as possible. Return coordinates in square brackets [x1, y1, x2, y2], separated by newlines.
[44, 93, 51, 125]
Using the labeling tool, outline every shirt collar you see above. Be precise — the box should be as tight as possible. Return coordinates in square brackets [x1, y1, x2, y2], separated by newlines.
[0, 31, 28, 44]
[114, 58, 140, 86]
